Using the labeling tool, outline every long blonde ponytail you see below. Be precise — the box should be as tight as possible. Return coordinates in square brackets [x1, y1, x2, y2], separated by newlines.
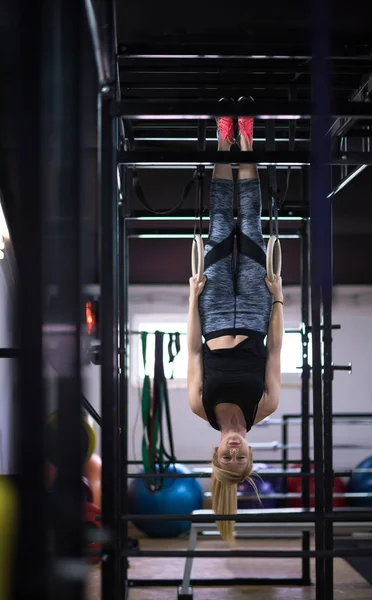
[211, 448, 258, 546]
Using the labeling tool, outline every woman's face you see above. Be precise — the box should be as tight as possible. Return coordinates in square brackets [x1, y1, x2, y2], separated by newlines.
[216, 434, 251, 472]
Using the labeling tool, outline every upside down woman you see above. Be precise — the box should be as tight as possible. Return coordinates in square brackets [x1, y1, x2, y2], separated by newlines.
[187, 98, 284, 545]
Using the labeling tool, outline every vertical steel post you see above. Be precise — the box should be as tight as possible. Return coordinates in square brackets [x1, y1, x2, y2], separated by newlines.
[118, 159, 130, 598]
[281, 416, 288, 498]
[10, 2, 48, 597]
[300, 215, 311, 585]
[311, 0, 331, 594]
[41, 1, 87, 597]
[322, 127, 335, 600]
[96, 0, 119, 594]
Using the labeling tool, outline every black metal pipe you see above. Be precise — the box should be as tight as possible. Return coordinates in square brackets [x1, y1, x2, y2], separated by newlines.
[301, 216, 311, 585]
[81, 393, 102, 427]
[283, 412, 372, 420]
[84, 0, 114, 86]
[322, 82, 335, 600]
[10, 2, 47, 597]
[118, 158, 130, 595]
[99, 81, 119, 600]
[125, 471, 316, 479]
[117, 150, 372, 166]
[118, 509, 371, 523]
[41, 1, 86, 598]
[122, 549, 372, 559]
[129, 577, 307, 587]
[0, 348, 19, 358]
[311, 0, 332, 593]
[113, 99, 372, 119]
[281, 416, 288, 493]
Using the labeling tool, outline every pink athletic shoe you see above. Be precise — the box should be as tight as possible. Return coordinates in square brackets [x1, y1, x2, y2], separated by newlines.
[237, 96, 254, 149]
[215, 98, 235, 144]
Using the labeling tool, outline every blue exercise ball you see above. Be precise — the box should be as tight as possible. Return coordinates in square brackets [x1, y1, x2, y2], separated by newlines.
[254, 463, 282, 493]
[238, 476, 278, 509]
[348, 456, 372, 507]
[128, 463, 203, 538]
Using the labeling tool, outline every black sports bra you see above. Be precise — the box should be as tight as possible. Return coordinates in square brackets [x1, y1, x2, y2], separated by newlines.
[202, 337, 267, 431]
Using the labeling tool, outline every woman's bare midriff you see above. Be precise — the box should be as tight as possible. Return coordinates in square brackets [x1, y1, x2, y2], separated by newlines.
[206, 335, 249, 350]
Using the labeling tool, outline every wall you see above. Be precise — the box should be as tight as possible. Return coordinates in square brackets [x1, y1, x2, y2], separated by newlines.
[83, 285, 372, 487]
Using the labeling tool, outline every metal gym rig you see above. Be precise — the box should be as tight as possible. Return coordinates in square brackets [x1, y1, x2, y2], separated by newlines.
[2, 0, 372, 600]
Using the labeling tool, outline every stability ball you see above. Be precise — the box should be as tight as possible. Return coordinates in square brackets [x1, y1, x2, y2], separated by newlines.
[348, 456, 372, 507]
[238, 477, 278, 509]
[287, 464, 347, 508]
[128, 463, 203, 538]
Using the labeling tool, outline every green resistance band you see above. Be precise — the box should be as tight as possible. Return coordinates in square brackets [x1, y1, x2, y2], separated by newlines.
[141, 332, 164, 492]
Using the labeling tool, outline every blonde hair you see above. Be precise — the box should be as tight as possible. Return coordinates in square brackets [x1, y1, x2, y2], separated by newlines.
[211, 447, 259, 546]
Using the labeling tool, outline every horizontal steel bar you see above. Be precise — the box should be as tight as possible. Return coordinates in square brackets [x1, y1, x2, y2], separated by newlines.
[118, 150, 372, 165]
[126, 471, 315, 479]
[128, 577, 307, 587]
[126, 211, 306, 221]
[123, 549, 372, 559]
[0, 348, 19, 358]
[113, 100, 372, 119]
[126, 164, 305, 170]
[121, 511, 372, 523]
[283, 413, 372, 420]
[133, 136, 310, 143]
[129, 233, 301, 240]
[117, 43, 372, 61]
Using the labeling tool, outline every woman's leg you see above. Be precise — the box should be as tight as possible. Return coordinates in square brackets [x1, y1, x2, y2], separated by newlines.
[198, 121, 235, 338]
[235, 119, 272, 335]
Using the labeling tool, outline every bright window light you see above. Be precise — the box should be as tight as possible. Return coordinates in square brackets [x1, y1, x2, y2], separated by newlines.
[136, 321, 188, 380]
[280, 331, 312, 373]
[134, 319, 311, 381]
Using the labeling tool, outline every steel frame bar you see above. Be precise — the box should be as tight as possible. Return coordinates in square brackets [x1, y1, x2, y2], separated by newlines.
[123, 549, 372, 559]
[53, 2, 86, 597]
[120, 512, 372, 523]
[129, 577, 307, 587]
[328, 164, 369, 197]
[13, 3, 48, 598]
[311, 0, 332, 595]
[301, 214, 311, 585]
[117, 41, 372, 60]
[84, 0, 115, 86]
[126, 211, 307, 220]
[113, 100, 372, 118]
[117, 151, 372, 165]
[118, 159, 130, 598]
[327, 72, 372, 138]
[99, 42, 120, 600]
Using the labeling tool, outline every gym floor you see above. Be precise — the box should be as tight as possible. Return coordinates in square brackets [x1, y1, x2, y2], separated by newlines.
[85, 534, 372, 600]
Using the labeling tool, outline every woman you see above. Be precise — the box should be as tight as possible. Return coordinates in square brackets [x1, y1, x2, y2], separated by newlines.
[187, 98, 283, 545]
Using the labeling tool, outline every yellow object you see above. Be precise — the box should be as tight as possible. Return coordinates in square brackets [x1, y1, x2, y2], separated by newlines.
[46, 412, 96, 464]
[0, 478, 18, 600]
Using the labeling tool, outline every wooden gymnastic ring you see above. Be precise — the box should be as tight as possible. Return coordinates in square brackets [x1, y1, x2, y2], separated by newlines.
[191, 235, 204, 282]
[266, 236, 282, 283]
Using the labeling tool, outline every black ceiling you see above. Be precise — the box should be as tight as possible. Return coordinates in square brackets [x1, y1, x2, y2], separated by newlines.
[114, 0, 372, 285]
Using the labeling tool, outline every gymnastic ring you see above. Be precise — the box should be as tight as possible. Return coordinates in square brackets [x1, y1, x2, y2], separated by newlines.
[266, 236, 282, 283]
[191, 235, 204, 283]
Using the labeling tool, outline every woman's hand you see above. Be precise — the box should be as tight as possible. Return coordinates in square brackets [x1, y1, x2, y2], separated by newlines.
[265, 275, 283, 302]
[189, 275, 207, 298]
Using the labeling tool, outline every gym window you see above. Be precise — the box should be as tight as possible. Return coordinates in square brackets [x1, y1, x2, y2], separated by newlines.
[131, 317, 188, 386]
[131, 316, 312, 385]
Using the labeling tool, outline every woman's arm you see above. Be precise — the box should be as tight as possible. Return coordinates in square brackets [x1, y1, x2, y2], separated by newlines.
[187, 276, 208, 419]
[257, 276, 284, 420]
[187, 294, 203, 355]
